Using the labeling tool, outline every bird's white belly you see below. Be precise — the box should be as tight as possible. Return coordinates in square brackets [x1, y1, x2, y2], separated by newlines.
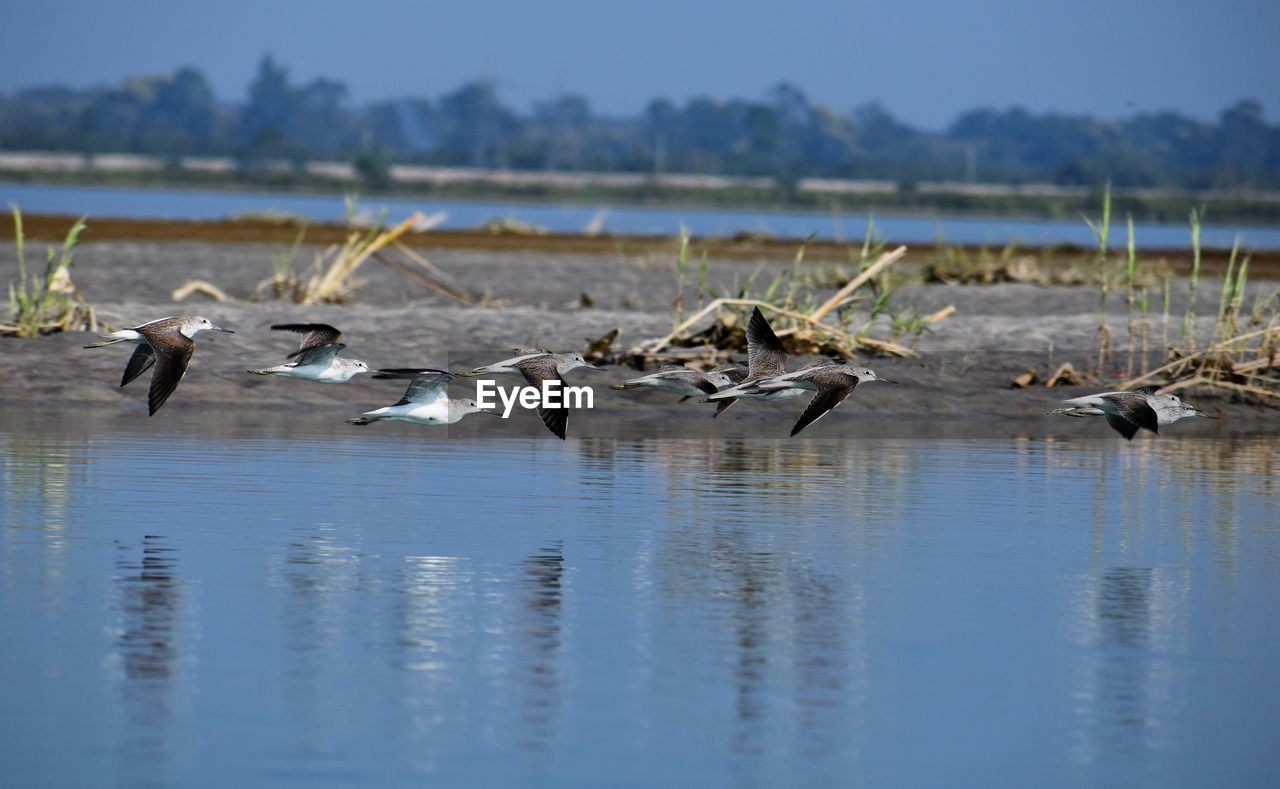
[274, 361, 350, 383]
[746, 387, 808, 401]
[310, 363, 352, 383]
[383, 401, 451, 425]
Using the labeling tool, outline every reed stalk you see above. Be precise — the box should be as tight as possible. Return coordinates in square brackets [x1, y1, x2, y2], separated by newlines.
[1124, 214, 1136, 378]
[1083, 184, 1112, 375]
[1181, 207, 1203, 349]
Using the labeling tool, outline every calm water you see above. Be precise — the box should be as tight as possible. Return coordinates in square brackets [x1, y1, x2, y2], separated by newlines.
[5, 181, 1280, 250]
[2, 415, 1278, 788]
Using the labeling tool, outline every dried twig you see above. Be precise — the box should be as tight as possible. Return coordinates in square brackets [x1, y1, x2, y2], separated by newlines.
[171, 279, 228, 302]
[809, 246, 907, 321]
[1116, 326, 1278, 389]
[635, 296, 917, 358]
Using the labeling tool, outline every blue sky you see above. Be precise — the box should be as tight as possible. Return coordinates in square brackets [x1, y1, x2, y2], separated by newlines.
[3, 0, 1277, 130]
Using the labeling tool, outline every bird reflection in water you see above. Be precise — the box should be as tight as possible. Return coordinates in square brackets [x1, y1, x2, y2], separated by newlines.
[111, 534, 183, 778]
[518, 543, 564, 750]
[1069, 564, 1182, 770]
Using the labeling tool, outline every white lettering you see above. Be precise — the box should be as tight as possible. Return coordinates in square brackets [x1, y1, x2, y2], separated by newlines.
[518, 386, 540, 410]
[562, 384, 593, 410]
[471, 380, 597, 417]
[474, 380, 496, 410]
[540, 379, 562, 408]
[498, 385, 520, 418]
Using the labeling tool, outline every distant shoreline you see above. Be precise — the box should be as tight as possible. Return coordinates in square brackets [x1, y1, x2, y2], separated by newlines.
[5, 150, 1280, 225]
[5, 212, 1278, 277]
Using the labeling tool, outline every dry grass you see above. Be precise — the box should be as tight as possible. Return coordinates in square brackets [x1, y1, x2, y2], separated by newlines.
[628, 239, 954, 366]
[917, 239, 1169, 287]
[252, 203, 477, 305]
[253, 212, 424, 304]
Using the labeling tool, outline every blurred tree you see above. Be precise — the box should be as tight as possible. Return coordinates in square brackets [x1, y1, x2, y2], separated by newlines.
[1, 58, 1277, 191]
[238, 55, 297, 164]
[437, 81, 516, 167]
[1218, 99, 1269, 186]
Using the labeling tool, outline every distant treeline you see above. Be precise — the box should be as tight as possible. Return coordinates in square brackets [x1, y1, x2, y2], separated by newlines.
[2, 56, 1278, 190]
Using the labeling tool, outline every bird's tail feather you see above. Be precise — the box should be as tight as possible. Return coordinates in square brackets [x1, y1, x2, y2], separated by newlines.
[83, 338, 126, 349]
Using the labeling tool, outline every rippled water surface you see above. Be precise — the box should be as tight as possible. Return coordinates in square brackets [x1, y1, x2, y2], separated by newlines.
[2, 416, 1278, 787]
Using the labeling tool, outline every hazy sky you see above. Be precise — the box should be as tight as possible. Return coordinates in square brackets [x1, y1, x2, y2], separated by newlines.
[3, 0, 1277, 130]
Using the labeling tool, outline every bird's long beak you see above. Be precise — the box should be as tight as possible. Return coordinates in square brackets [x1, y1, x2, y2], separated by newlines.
[583, 364, 605, 371]
[1193, 408, 1219, 420]
[213, 325, 234, 333]
[876, 376, 898, 384]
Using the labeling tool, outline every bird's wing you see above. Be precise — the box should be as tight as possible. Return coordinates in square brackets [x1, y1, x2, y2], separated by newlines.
[1104, 413, 1142, 440]
[660, 369, 718, 394]
[141, 332, 195, 416]
[373, 368, 453, 403]
[272, 323, 343, 355]
[790, 377, 858, 436]
[746, 307, 787, 377]
[1127, 385, 1162, 395]
[712, 397, 738, 418]
[1104, 393, 1160, 437]
[120, 344, 156, 388]
[519, 359, 568, 439]
[481, 351, 546, 370]
[291, 342, 345, 367]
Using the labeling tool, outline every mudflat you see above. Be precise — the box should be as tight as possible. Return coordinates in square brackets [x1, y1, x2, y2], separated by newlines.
[0, 238, 1274, 438]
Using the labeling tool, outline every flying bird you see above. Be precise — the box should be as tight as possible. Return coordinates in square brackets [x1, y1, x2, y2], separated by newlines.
[247, 323, 368, 383]
[703, 307, 811, 417]
[610, 362, 720, 399]
[459, 349, 602, 439]
[705, 362, 749, 391]
[347, 369, 495, 426]
[752, 365, 896, 436]
[83, 315, 233, 416]
[1048, 387, 1217, 439]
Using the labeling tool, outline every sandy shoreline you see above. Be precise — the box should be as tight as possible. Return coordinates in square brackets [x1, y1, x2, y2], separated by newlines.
[1, 238, 1275, 437]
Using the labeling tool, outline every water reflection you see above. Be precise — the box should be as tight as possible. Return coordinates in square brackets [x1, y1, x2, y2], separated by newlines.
[1, 418, 1278, 787]
[1069, 564, 1187, 773]
[1, 432, 80, 591]
[277, 527, 361, 658]
[1096, 567, 1157, 744]
[517, 544, 564, 750]
[396, 553, 476, 774]
[110, 535, 183, 782]
[272, 526, 363, 767]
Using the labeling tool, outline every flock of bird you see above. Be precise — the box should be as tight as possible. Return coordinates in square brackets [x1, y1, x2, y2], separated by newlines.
[82, 307, 1217, 440]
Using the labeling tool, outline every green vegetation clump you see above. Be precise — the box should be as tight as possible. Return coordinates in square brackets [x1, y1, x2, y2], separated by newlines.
[2, 205, 98, 337]
[1051, 191, 1280, 404]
